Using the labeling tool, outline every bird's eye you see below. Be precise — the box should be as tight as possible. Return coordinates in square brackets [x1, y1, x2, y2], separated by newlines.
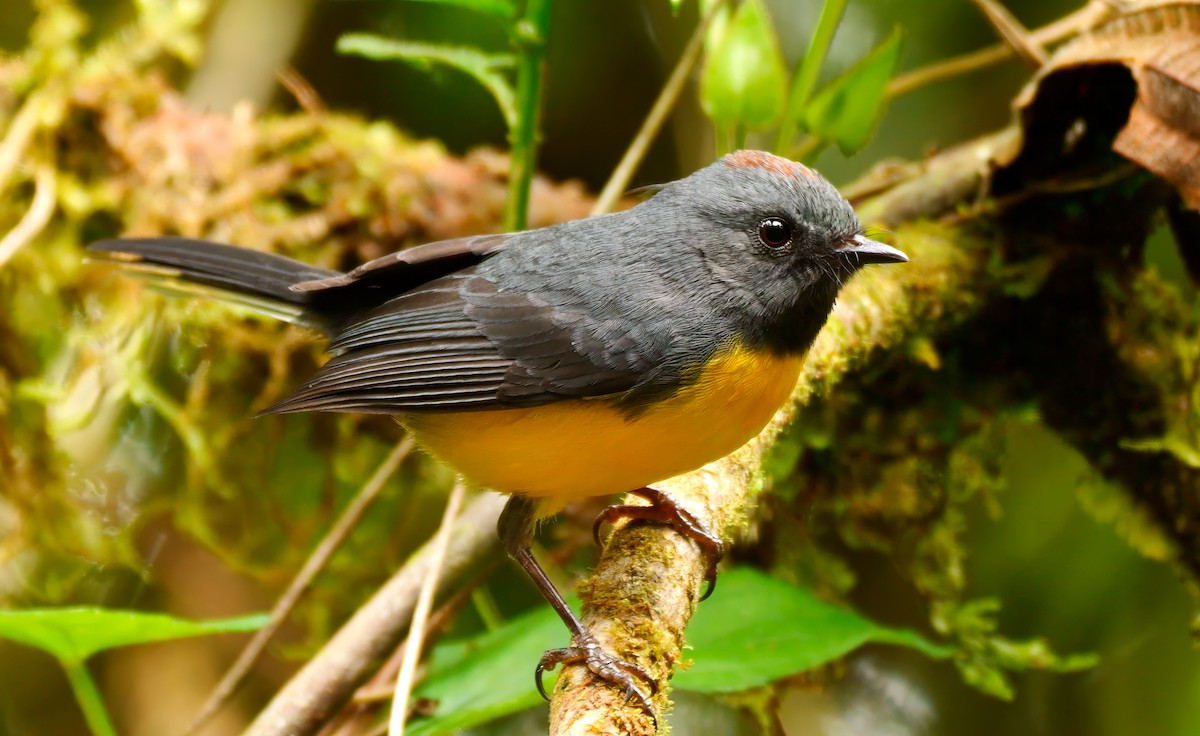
[757, 217, 793, 250]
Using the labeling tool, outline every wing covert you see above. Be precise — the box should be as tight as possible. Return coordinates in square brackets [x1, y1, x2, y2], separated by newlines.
[263, 271, 665, 415]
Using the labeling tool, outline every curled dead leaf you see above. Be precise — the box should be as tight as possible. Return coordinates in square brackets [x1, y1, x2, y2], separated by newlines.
[1007, 2, 1200, 210]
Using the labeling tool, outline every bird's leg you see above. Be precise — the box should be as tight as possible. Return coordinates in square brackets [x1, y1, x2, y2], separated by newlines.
[497, 496, 657, 717]
[592, 487, 725, 600]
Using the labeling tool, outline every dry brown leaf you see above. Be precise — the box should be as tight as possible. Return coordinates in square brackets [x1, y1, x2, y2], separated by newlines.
[1010, 1, 1200, 208]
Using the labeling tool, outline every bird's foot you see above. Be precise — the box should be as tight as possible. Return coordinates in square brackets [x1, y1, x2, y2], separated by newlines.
[536, 632, 657, 724]
[592, 487, 725, 600]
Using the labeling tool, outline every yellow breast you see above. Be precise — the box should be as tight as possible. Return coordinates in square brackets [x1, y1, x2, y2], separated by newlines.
[401, 345, 804, 505]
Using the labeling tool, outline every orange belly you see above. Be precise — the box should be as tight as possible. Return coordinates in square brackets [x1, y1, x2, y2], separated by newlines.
[400, 346, 804, 504]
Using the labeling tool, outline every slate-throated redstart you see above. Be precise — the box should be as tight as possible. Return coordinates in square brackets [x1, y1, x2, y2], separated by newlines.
[90, 150, 907, 715]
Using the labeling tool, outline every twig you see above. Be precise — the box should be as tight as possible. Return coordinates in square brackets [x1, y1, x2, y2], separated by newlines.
[350, 565, 496, 706]
[0, 159, 56, 268]
[319, 569, 492, 734]
[969, 0, 1047, 68]
[243, 492, 506, 736]
[590, 0, 728, 216]
[0, 90, 42, 200]
[388, 479, 467, 736]
[276, 64, 326, 115]
[941, 161, 1141, 225]
[886, 0, 1112, 98]
[184, 437, 415, 736]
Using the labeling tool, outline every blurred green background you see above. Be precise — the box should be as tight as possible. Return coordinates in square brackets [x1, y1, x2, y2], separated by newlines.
[1, 1, 1197, 735]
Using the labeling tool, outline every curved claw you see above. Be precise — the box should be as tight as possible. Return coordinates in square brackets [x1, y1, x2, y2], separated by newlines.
[535, 655, 555, 702]
[698, 537, 724, 601]
[593, 488, 726, 603]
[592, 511, 607, 550]
[533, 640, 658, 722]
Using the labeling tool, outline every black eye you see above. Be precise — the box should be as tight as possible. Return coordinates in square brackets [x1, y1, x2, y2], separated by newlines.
[757, 217, 793, 249]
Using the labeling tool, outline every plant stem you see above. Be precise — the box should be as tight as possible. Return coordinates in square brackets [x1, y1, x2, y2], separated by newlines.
[470, 586, 505, 631]
[62, 659, 118, 736]
[387, 480, 467, 736]
[788, 135, 826, 163]
[885, 0, 1110, 98]
[774, 0, 848, 153]
[715, 124, 732, 157]
[503, 0, 553, 232]
[184, 438, 414, 736]
[590, 0, 728, 216]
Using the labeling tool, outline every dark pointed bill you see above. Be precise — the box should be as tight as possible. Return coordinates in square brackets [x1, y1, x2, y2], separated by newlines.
[838, 234, 909, 265]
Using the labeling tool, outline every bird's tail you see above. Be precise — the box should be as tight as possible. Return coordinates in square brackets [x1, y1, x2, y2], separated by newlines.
[88, 237, 343, 330]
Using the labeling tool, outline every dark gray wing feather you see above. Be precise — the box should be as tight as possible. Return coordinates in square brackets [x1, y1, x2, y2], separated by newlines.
[293, 233, 511, 295]
[263, 270, 657, 415]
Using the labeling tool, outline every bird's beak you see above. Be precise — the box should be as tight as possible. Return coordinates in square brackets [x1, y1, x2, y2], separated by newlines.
[838, 234, 909, 265]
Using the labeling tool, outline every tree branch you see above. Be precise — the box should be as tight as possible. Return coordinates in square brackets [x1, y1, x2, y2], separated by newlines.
[243, 492, 505, 736]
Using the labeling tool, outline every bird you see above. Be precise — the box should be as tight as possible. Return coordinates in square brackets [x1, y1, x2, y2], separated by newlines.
[89, 149, 907, 717]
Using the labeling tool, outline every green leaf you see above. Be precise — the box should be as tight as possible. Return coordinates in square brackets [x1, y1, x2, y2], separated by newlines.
[774, 0, 848, 152]
[337, 35, 518, 128]
[0, 608, 268, 663]
[803, 27, 904, 155]
[405, 569, 949, 734]
[674, 567, 950, 692]
[699, 0, 788, 131]
[408, 604, 563, 736]
[393, 0, 517, 20]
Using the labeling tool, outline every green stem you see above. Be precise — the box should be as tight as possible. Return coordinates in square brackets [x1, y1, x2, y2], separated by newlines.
[503, 0, 553, 232]
[773, 0, 848, 153]
[589, 0, 728, 216]
[788, 135, 827, 163]
[62, 659, 118, 736]
[715, 125, 733, 157]
[470, 586, 505, 631]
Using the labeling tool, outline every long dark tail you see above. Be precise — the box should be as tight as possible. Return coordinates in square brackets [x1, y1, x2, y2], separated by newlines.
[88, 237, 344, 331]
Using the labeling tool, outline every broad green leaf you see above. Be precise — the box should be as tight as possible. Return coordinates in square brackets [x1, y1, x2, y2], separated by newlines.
[774, 0, 848, 151]
[803, 27, 904, 155]
[408, 604, 563, 736]
[699, 0, 787, 130]
[394, 0, 516, 20]
[0, 608, 268, 663]
[337, 35, 518, 128]
[676, 567, 950, 692]
[405, 569, 949, 734]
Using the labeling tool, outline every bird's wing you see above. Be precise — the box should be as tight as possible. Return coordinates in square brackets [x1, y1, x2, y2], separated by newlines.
[297, 233, 514, 325]
[263, 269, 667, 415]
[294, 233, 512, 294]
